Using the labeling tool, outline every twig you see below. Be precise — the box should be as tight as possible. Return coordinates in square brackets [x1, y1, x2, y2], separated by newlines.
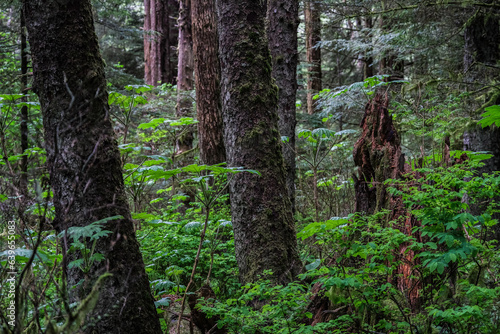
[175, 207, 211, 334]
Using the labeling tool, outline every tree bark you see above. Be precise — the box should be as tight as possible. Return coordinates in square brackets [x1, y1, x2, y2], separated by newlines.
[176, 0, 195, 153]
[23, 1, 162, 333]
[463, 6, 500, 171]
[353, 94, 421, 311]
[360, 17, 374, 80]
[304, 0, 321, 115]
[192, 0, 226, 165]
[463, 6, 500, 240]
[216, 0, 302, 284]
[267, 0, 299, 214]
[144, 0, 178, 86]
[19, 8, 28, 197]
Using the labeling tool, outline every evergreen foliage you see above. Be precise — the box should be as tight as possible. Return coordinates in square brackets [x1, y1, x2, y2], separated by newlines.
[1, 1, 499, 333]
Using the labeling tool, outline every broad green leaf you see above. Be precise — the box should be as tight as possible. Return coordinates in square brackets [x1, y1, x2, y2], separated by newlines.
[305, 259, 321, 271]
[0, 93, 25, 101]
[479, 105, 500, 128]
[125, 84, 153, 94]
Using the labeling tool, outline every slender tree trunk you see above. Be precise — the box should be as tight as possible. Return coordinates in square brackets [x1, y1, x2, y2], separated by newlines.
[360, 17, 374, 80]
[304, 0, 321, 115]
[24, 1, 162, 333]
[216, 0, 302, 284]
[176, 0, 195, 153]
[144, 0, 177, 86]
[19, 9, 28, 196]
[267, 0, 299, 214]
[192, 0, 225, 165]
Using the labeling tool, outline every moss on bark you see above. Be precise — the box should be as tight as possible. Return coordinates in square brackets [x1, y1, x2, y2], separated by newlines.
[24, 1, 161, 333]
[216, 0, 302, 284]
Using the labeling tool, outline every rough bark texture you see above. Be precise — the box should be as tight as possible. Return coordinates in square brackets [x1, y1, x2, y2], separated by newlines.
[192, 0, 226, 164]
[144, 0, 178, 86]
[353, 94, 421, 310]
[177, 0, 194, 110]
[176, 0, 195, 153]
[24, 1, 161, 333]
[267, 0, 299, 214]
[216, 0, 302, 284]
[304, 0, 322, 115]
[353, 94, 405, 215]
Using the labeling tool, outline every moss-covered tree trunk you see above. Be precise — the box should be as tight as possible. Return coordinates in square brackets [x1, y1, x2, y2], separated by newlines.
[267, 0, 299, 214]
[216, 0, 302, 284]
[192, 0, 226, 165]
[144, 0, 177, 86]
[304, 0, 321, 115]
[24, 1, 162, 333]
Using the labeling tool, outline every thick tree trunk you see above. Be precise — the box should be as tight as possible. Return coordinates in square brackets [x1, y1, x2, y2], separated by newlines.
[192, 0, 226, 165]
[267, 0, 299, 214]
[216, 0, 302, 284]
[144, 0, 177, 86]
[463, 7, 500, 240]
[463, 7, 500, 170]
[176, 0, 195, 153]
[304, 0, 321, 115]
[464, 8, 500, 84]
[24, 1, 162, 333]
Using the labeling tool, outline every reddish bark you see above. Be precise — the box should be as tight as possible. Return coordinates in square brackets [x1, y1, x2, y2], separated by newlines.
[353, 93, 421, 310]
[304, 0, 322, 115]
[176, 0, 195, 153]
[192, 0, 226, 164]
[144, 0, 178, 86]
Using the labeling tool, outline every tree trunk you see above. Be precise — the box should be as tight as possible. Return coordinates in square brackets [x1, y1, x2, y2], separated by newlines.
[216, 0, 302, 284]
[304, 0, 321, 115]
[463, 6, 500, 171]
[176, 0, 195, 153]
[192, 0, 226, 165]
[24, 1, 162, 333]
[267, 0, 299, 214]
[144, 0, 178, 86]
[463, 6, 500, 240]
[359, 17, 374, 80]
[19, 8, 28, 197]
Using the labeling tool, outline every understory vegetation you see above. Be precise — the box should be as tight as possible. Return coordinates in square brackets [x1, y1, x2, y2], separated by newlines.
[1, 79, 499, 333]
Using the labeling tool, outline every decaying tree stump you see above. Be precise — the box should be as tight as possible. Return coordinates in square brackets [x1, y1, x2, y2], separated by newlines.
[353, 93, 405, 216]
[353, 93, 421, 311]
